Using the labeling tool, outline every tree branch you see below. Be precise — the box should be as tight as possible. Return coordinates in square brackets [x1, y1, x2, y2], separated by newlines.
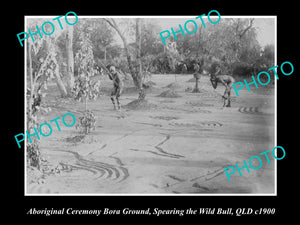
[239, 18, 254, 39]
[103, 18, 126, 44]
[103, 18, 114, 29]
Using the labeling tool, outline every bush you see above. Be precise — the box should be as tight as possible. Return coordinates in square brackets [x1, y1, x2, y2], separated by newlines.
[27, 141, 40, 169]
[75, 110, 97, 134]
[231, 62, 254, 77]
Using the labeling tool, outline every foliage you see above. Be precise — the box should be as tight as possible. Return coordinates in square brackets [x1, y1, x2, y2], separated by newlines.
[259, 44, 275, 68]
[72, 31, 101, 134]
[151, 52, 172, 74]
[27, 140, 40, 169]
[231, 61, 254, 76]
[26, 19, 60, 168]
[74, 19, 114, 62]
[73, 31, 100, 101]
[63, 18, 274, 78]
[141, 22, 164, 56]
[55, 18, 115, 78]
[74, 33, 96, 76]
[172, 18, 266, 76]
[27, 40, 58, 117]
[113, 18, 269, 76]
[72, 75, 101, 102]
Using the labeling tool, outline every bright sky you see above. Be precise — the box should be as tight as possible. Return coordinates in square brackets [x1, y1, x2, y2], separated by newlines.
[253, 18, 275, 47]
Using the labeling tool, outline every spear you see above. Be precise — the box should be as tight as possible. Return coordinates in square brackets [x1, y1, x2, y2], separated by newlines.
[96, 60, 119, 86]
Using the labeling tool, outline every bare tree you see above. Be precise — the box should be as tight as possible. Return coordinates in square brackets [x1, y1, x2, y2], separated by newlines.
[54, 72, 68, 97]
[65, 25, 75, 95]
[237, 18, 255, 40]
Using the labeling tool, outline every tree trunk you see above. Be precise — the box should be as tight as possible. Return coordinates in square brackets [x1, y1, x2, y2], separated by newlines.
[84, 96, 88, 134]
[122, 36, 138, 87]
[27, 41, 41, 169]
[27, 41, 33, 129]
[104, 18, 145, 100]
[85, 96, 88, 112]
[135, 18, 145, 101]
[54, 72, 68, 97]
[66, 25, 75, 95]
[193, 73, 201, 93]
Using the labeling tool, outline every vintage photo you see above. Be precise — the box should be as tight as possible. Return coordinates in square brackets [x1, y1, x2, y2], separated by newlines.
[24, 15, 276, 195]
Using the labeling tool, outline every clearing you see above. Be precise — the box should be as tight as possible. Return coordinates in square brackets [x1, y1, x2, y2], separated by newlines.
[26, 74, 275, 194]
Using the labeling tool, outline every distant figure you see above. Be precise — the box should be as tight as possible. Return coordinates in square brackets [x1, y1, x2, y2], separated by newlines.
[210, 74, 235, 107]
[182, 63, 187, 73]
[193, 63, 201, 93]
[192, 59, 204, 93]
[107, 65, 123, 110]
[194, 63, 200, 73]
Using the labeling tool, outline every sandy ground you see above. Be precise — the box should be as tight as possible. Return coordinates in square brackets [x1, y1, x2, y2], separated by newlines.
[26, 74, 275, 194]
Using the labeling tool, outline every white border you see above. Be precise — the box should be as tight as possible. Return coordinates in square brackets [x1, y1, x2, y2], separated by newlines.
[24, 15, 277, 196]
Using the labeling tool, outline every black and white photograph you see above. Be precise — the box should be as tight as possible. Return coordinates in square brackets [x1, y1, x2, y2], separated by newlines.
[9, 2, 299, 220]
[23, 15, 277, 195]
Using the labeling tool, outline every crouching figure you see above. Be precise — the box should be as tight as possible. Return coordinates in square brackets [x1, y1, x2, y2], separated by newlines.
[210, 74, 235, 107]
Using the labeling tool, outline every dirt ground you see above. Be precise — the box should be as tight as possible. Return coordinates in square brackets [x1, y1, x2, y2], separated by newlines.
[26, 74, 275, 195]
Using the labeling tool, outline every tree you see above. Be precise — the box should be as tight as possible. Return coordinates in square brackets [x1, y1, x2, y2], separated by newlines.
[53, 49, 68, 97]
[104, 18, 145, 100]
[73, 31, 101, 134]
[65, 25, 75, 95]
[87, 19, 114, 62]
[135, 18, 145, 100]
[261, 44, 275, 66]
[174, 18, 260, 75]
[26, 19, 60, 168]
[140, 21, 163, 56]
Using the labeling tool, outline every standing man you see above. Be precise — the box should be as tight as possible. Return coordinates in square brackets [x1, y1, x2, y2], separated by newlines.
[193, 63, 201, 93]
[107, 65, 123, 110]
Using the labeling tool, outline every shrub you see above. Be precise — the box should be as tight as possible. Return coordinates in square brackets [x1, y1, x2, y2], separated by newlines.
[75, 110, 97, 134]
